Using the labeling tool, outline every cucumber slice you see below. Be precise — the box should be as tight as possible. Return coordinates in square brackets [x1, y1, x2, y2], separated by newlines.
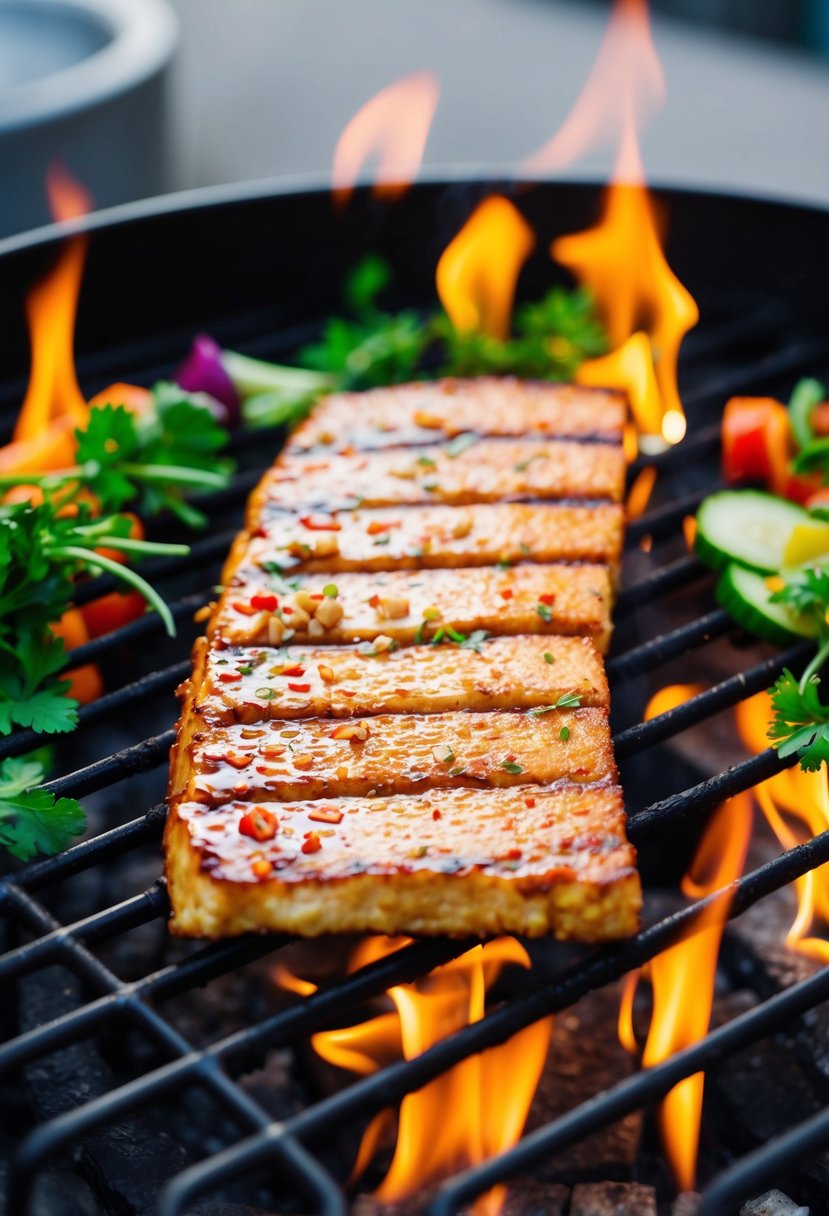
[716, 563, 817, 646]
[695, 490, 810, 573]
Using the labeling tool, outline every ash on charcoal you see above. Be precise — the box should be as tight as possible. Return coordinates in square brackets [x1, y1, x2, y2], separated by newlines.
[570, 1179, 657, 1215]
[523, 981, 642, 1182]
[741, 1190, 810, 1216]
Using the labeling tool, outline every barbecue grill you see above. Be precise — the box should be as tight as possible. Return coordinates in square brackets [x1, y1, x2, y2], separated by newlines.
[1, 176, 829, 1216]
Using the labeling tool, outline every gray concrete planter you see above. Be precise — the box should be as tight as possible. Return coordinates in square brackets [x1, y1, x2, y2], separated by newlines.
[0, 0, 177, 237]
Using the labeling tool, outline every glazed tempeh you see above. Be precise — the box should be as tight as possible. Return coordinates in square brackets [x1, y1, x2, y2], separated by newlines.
[289, 378, 626, 452]
[225, 501, 625, 577]
[248, 436, 626, 518]
[211, 563, 615, 653]
[167, 377, 640, 942]
[170, 708, 617, 805]
[166, 783, 640, 940]
[186, 634, 609, 726]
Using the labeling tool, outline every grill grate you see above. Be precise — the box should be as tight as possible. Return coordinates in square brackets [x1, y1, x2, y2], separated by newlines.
[1, 222, 829, 1216]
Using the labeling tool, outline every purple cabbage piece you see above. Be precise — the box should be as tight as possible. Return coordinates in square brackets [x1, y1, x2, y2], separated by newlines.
[175, 334, 241, 426]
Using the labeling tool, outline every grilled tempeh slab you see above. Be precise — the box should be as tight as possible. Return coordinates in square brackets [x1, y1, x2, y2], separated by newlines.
[248, 436, 626, 517]
[166, 783, 639, 939]
[185, 634, 609, 725]
[211, 563, 615, 652]
[289, 378, 626, 452]
[170, 708, 617, 805]
[225, 501, 624, 576]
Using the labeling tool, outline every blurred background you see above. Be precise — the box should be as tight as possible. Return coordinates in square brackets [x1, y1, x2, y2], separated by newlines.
[3, 0, 829, 238]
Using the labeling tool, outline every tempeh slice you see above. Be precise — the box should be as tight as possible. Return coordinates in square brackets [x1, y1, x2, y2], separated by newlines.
[226, 501, 625, 577]
[165, 782, 640, 940]
[249, 436, 626, 518]
[211, 563, 614, 653]
[170, 707, 617, 805]
[289, 378, 626, 452]
[186, 633, 609, 726]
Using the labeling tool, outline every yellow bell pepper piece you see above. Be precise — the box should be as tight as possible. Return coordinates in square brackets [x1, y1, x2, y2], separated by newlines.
[782, 521, 829, 566]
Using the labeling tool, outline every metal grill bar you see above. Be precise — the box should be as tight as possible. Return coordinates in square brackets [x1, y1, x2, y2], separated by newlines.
[613, 642, 811, 758]
[144, 834, 829, 1216]
[607, 609, 731, 680]
[431, 964, 829, 1215]
[41, 731, 175, 800]
[65, 591, 207, 669]
[0, 662, 189, 762]
[629, 749, 794, 839]
[615, 555, 707, 611]
[627, 486, 722, 544]
[700, 1104, 829, 1215]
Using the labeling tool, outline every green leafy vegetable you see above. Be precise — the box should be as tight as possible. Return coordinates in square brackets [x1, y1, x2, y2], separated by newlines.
[768, 667, 829, 772]
[0, 499, 187, 736]
[255, 257, 608, 427]
[763, 564, 829, 771]
[0, 755, 85, 860]
[501, 761, 524, 774]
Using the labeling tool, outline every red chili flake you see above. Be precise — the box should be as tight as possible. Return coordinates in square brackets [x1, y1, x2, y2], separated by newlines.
[539, 593, 556, 606]
[499, 588, 514, 600]
[288, 682, 311, 693]
[505, 753, 517, 762]
[282, 605, 293, 615]
[231, 600, 259, 616]
[252, 526, 268, 539]
[218, 672, 242, 683]
[280, 663, 305, 677]
[310, 593, 324, 601]
[432, 809, 442, 821]
[239, 807, 278, 841]
[368, 594, 381, 608]
[341, 689, 357, 698]
[366, 519, 400, 536]
[225, 752, 252, 770]
[505, 848, 523, 860]
[524, 796, 536, 808]
[251, 859, 273, 879]
[301, 832, 322, 854]
[299, 514, 341, 531]
[250, 593, 278, 611]
[308, 807, 344, 825]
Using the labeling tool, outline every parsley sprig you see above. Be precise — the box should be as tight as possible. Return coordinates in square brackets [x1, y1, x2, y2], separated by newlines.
[0, 385, 234, 528]
[767, 567, 829, 771]
[239, 255, 607, 428]
[0, 755, 85, 861]
[0, 499, 187, 736]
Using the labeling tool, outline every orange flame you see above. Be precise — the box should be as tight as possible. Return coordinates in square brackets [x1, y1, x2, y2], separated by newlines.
[736, 691, 829, 964]
[14, 163, 92, 446]
[436, 197, 535, 341]
[526, 0, 697, 448]
[553, 124, 698, 447]
[619, 685, 752, 1190]
[625, 464, 657, 521]
[278, 937, 552, 1211]
[332, 71, 440, 208]
[523, 0, 664, 175]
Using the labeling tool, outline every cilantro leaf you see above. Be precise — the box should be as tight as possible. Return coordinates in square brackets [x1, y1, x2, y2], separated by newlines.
[75, 403, 140, 509]
[0, 756, 85, 861]
[768, 668, 829, 771]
